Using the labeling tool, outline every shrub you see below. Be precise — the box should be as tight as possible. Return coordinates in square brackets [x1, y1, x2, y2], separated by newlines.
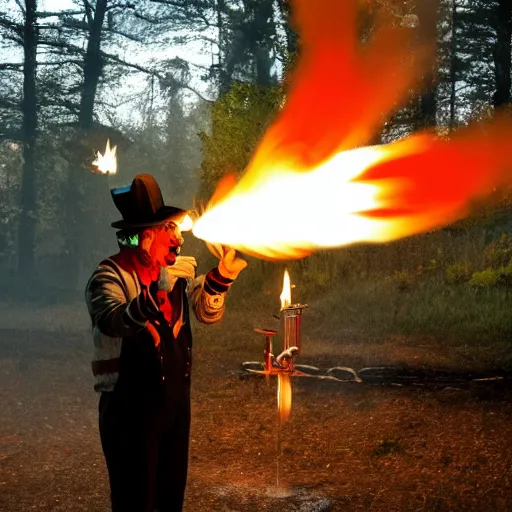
[445, 262, 471, 284]
[468, 268, 501, 288]
[484, 234, 512, 268]
[199, 82, 283, 197]
[426, 259, 439, 271]
[393, 270, 416, 292]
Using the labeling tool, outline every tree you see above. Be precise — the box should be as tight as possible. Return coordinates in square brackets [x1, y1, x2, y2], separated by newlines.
[139, 0, 281, 92]
[417, 0, 439, 128]
[199, 81, 283, 197]
[60, 0, 112, 289]
[276, 0, 298, 56]
[454, 1, 498, 114]
[492, 0, 511, 107]
[0, 0, 40, 277]
[1, 0, 220, 288]
[119, 89, 204, 207]
[17, 0, 39, 277]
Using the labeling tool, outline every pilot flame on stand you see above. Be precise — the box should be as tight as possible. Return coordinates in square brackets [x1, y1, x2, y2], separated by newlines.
[254, 270, 307, 424]
[252, 269, 307, 490]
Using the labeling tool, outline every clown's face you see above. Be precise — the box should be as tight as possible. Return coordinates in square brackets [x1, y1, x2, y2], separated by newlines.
[139, 221, 184, 268]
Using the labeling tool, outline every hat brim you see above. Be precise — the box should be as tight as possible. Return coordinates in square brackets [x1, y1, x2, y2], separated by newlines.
[111, 206, 187, 230]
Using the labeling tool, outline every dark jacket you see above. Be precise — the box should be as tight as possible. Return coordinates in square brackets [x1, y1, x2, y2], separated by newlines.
[85, 258, 231, 392]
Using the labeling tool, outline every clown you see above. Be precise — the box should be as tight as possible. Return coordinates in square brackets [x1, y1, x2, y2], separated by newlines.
[85, 174, 247, 512]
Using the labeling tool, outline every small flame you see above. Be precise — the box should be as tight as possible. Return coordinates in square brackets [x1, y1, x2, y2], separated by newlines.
[277, 373, 292, 424]
[280, 270, 291, 309]
[92, 139, 117, 175]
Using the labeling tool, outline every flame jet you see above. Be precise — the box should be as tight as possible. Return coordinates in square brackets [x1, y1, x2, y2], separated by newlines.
[193, 0, 512, 260]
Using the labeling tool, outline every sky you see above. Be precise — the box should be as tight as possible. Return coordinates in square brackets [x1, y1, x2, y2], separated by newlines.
[5, 0, 213, 122]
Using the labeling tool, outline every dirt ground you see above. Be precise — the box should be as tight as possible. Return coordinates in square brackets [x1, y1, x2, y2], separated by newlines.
[1, 306, 512, 512]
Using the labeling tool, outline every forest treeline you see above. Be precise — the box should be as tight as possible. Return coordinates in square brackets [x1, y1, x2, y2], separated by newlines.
[0, 0, 510, 344]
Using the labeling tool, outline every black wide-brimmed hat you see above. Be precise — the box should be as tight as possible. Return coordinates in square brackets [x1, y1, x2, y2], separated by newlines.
[110, 174, 186, 230]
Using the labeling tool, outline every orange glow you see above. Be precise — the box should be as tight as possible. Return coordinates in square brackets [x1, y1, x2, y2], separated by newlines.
[277, 373, 292, 424]
[192, 0, 512, 260]
[92, 140, 117, 175]
[280, 270, 291, 309]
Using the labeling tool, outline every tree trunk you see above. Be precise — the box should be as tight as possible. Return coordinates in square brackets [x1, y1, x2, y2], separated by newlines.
[80, 0, 108, 128]
[252, 0, 275, 86]
[419, 83, 437, 128]
[449, 0, 457, 129]
[417, 0, 439, 129]
[65, 0, 109, 290]
[276, 0, 298, 55]
[216, 0, 232, 94]
[493, 0, 511, 108]
[17, 0, 38, 279]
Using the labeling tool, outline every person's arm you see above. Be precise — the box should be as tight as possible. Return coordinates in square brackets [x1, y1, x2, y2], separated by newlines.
[85, 263, 159, 337]
[189, 244, 247, 324]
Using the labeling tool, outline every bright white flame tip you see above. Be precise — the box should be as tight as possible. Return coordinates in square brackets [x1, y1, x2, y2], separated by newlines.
[92, 139, 117, 175]
[178, 214, 194, 232]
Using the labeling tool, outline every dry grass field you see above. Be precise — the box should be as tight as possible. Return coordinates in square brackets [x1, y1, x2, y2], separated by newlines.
[1, 300, 512, 511]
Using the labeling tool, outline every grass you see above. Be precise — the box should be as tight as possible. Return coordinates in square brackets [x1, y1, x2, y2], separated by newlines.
[225, 222, 512, 371]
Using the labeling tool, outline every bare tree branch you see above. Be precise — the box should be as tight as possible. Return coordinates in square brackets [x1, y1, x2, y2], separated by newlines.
[99, 51, 214, 102]
[0, 14, 22, 32]
[105, 26, 144, 43]
[149, 0, 210, 7]
[105, 2, 137, 12]
[39, 59, 84, 67]
[100, 50, 155, 74]
[39, 98, 80, 113]
[37, 10, 85, 19]
[83, 0, 93, 27]
[0, 62, 23, 70]
[38, 38, 85, 55]
[14, 0, 25, 16]
[0, 32, 23, 45]
[147, 0, 214, 27]
[180, 83, 214, 103]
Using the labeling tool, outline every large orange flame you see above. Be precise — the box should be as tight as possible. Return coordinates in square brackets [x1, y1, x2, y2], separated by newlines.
[192, 0, 512, 260]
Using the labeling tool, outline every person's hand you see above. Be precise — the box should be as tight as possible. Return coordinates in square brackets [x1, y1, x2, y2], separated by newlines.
[159, 256, 197, 291]
[206, 243, 247, 280]
[126, 281, 161, 324]
[169, 256, 197, 279]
